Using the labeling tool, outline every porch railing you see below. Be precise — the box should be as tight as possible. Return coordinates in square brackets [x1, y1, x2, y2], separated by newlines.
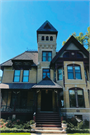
[0, 105, 34, 113]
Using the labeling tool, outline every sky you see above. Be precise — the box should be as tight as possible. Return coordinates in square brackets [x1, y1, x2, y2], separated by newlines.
[0, 0, 90, 76]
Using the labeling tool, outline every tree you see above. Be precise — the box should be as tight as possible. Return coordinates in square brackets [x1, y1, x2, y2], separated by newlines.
[62, 26, 90, 51]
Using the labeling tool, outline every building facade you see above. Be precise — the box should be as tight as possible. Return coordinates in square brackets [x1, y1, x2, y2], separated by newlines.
[0, 21, 90, 121]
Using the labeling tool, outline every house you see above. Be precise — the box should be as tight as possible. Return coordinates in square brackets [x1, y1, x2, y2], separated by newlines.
[0, 21, 90, 123]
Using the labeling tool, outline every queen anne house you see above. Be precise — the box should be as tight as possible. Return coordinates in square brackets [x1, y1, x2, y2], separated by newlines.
[0, 21, 90, 127]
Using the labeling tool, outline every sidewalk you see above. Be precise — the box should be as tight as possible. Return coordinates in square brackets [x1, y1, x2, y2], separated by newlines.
[31, 133, 67, 135]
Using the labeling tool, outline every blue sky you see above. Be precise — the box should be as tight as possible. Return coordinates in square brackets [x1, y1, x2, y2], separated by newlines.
[0, 1, 89, 76]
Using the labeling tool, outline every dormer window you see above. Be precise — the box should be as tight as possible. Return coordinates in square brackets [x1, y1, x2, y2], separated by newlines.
[46, 36, 49, 41]
[50, 36, 53, 41]
[42, 36, 44, 41]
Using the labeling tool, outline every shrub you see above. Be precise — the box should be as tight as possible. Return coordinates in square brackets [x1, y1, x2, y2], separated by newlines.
[30, 120, 35, 125]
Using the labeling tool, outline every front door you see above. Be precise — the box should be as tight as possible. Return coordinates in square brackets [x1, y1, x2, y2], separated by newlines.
[41, 90, 52, 111]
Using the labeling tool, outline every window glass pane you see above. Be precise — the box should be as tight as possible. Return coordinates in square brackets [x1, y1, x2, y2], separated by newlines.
[77, 53, 83, 58]
[58, 69, 62, 80]
[77, 90, 84, 107]
[75, 73, 81, 79]
[23, 70, 29, 76]
[43, 52, 46, 56]
[23, 77, 29, 82]
[68, 66, 73, 70]
[14, 76, 20, 82]
[75, 66, 81, 79]
[63, 52, 69, 58]
[69, 90, 76, 107]
[15, 70, 20, 75]
[48, 52, 52, 56]
[46, 36, 49, 40]
[68, 73, 74, 79]
[48, 57, 51, 61]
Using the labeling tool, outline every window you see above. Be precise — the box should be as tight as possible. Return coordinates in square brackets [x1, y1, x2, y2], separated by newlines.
[42, 51, 52, 61]
[63, 52, 69, 58]
[85, 69, 88, 80]
[50, 36, 53, 41]
[46, 36, 49, 41]
[67, 65, 81, 79]
[42, 36, 44, 40]
[58, 68, 63, 80]
[23, 70, 29, 82]
[69, 88, 84, 108]
[14, 70, 20, 82]
[77, 52, 83, 58]
[43, 69, 50, 79]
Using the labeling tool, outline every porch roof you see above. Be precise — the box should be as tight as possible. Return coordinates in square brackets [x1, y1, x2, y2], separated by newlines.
[0, 83, 36, 89]
[32, 76, 62, 89]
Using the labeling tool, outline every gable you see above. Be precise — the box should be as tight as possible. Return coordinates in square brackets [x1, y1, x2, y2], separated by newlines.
[51, 36, 89, 64]
[66, 43, 79, 50]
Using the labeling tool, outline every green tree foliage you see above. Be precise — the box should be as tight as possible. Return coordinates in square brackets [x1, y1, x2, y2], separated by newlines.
[62, 26, 90, 51]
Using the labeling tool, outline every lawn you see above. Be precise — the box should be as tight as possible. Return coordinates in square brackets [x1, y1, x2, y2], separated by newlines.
[68, 133, 90, 135]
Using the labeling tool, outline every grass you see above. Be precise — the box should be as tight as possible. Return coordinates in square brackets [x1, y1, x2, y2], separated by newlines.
[68, 133, 90, 135]
[0, 133, 31, 135]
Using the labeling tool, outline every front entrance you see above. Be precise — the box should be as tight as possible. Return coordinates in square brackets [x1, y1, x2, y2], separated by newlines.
[41, 90, 52, 111]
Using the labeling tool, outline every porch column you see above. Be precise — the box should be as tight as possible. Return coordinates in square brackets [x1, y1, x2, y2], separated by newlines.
[33, 90, 37, 112]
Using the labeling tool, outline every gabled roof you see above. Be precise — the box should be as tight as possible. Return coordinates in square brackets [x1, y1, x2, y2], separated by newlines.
[0, 51, 38, 68]
[37, 20, 58, 35]
[51, 35, 89, 64]
[32, 76, 62, 89]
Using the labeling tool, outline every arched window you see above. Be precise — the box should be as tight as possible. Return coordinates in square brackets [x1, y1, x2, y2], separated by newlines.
[77, 52, 83, 58]
[50, 36, 53, 41]
[63, 52, 69, 58]
[46, 36, 49, 41]
[67, 64, 81, 79]
[42, 36, 44, 41]
[69, 88, 84, 108]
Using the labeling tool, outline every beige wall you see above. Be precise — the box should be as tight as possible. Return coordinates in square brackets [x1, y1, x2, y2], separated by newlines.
[2, 67, 37, 83]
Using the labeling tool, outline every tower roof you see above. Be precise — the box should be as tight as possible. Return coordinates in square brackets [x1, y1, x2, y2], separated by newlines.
[37, 20, 58, 36]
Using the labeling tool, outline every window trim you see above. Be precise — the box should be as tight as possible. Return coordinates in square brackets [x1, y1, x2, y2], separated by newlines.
[13, 70, 21, 82]
[42, 51, 52, 62]
[69, 87, 85, 108]
[42, 68, 50, 79]
[22, 70, 29, 82]
[67, 64, 82, 80]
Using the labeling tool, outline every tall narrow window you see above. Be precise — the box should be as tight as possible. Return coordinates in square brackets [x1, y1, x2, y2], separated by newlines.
[69, 90, 76, 107]
[14, 70, 20, 82]
[69, 88, 84, 108]
[46, 36, 49, 41]
[43, 69, 50, 79]
[58, 68, 63, 80]
[42, 36, 44, 40]
[42, 51, 52, 61]
[75, 66, 81, 79]
[67, 66, 74, 79]
[23, 70, 29, 82]
[50, 36, 53, 41]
